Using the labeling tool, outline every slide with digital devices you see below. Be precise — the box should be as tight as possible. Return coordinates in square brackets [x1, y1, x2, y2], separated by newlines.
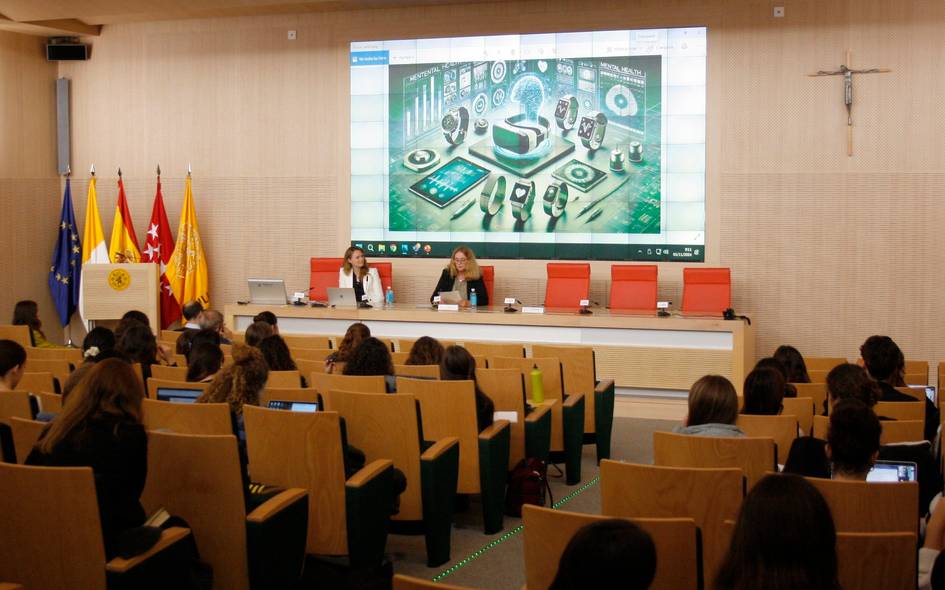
[350, 28, 706, 261]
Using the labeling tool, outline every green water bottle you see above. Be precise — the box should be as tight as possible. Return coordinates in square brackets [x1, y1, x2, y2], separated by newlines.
[530, 364, 545, 404]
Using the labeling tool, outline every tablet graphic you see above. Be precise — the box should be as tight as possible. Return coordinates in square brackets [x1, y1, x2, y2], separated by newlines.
[409, 156, 490, 208]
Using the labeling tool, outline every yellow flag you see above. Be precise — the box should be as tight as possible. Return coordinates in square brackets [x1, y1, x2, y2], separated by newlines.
[82, 176, 109, 265]
[107, 177, 142, 263]
[165, 175, 210, 309]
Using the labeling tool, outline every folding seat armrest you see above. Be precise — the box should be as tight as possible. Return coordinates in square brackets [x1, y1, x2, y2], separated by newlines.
[594, 380, 616, 462]
[420, 436, 459, 461]
[345, 459, 395, 569]
[346, 459, 394, 488]
[525, 401, 554, 423]
[105, 527, 192, 573]
[420, 437, 460, 567]
[525, 403, 553, 462]
[246, 488, 308, 523]
[478, 420, 511, 535]
[562, 392, 586, 485]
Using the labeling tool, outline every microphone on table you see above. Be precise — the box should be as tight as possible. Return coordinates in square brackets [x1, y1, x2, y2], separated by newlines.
[504, 298, 522, 313]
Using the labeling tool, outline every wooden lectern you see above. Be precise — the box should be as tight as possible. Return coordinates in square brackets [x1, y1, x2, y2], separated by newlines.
[81, 264, 160, 332]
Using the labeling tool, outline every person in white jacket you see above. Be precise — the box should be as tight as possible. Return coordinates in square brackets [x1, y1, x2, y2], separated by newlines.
[339, 246, 384, 306]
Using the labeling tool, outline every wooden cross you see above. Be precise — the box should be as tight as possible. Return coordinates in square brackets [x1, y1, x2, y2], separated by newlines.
[809, 51, 891, 156]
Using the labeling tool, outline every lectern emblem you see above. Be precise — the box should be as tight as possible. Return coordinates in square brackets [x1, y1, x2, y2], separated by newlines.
[107, 268, 131, 291]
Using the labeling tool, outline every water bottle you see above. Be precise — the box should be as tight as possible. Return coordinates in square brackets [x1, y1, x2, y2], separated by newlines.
[385, 287, 394, 307]
[469, 288, 477, 309]
[530, 364, 545, 404]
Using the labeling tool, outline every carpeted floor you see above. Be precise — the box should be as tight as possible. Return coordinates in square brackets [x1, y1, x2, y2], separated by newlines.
[386, 416, 677, 589]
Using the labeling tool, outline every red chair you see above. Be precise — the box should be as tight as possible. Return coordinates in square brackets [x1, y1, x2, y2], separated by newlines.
[309, 257, 343, 302]
[372, 262, 393, 293]
[544, 263, 590, 310]
[609, 265, 658, 310]
[480, 265, 495, 304]
[681, 267, 731, 314]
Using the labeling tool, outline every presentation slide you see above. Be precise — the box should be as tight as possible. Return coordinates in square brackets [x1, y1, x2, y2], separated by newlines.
[350, 28, 706, 261]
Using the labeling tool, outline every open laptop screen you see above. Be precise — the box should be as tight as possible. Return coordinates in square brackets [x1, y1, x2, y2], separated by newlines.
[268, 400, 319, 413]
[156, 388, 202, 403]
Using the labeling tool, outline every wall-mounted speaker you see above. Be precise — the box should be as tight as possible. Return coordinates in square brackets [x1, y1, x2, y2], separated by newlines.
[47, 39, 89, 61]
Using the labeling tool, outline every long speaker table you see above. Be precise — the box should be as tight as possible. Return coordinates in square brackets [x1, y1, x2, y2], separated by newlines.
[225, 304, 754, 395]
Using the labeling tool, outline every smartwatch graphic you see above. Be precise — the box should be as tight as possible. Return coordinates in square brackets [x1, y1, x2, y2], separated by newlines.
[542, 181, 569, 218]
[479, 174, 507, 216]
[554, 95, 579, 131]
[578, 111, 608, 150]
[510, 179, 536, 222]
[441, 106, 470, 146]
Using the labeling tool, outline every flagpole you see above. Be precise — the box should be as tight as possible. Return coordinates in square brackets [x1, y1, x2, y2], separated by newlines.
[64, 165, 74, 347]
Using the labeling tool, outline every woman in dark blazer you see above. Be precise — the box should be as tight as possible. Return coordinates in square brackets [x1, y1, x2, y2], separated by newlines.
[430, 245, 489, 307]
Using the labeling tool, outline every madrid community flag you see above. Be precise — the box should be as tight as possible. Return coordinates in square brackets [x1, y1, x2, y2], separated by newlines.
[79, 173, 109, 321]
[143, 174, 181, 329]
[48, 178, 82, 326]
[165, 174, 210, 309]
[107, 175, 142, 263]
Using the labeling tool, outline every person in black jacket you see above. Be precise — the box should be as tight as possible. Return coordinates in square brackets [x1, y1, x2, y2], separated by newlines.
[26, 358, 148, 559]
[430, 245, 489, 307]
[440, 345, 494, 433]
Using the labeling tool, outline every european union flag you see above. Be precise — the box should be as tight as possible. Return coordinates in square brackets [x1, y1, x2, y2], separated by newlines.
[48, 178, 82, 326]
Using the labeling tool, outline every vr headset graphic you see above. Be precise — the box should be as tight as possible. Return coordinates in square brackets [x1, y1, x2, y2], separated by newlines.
[492, 113, 551, 155]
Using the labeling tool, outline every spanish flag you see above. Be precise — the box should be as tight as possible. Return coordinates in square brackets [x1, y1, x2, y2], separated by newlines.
[108, 175, 142, 263]
[165, 173, 210, 309]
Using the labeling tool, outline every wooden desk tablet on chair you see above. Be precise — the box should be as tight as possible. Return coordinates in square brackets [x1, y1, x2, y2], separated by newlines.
[653, 431, 776, 490]
[396, 377, 510, 534]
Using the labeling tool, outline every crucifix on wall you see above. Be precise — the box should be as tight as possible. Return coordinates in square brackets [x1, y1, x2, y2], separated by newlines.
[809, 50, 891, 156]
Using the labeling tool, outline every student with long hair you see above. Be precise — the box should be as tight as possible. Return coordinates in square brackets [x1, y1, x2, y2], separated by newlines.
[741, 367, 785, 416]
[258, 335, 306, 387]
[715, 474, 839, 590]
[754, 356, 798, 398]
[550, 519, 656, 590]
[12, 299, 57, 348]
[117, 323, 173, 381]
[430, 245, 489, 307]
[674, 375, 744, 437]
[186, 343, 223, 383]
[326, 322, 371, 373]
[860, 335, 938, 440]
[26, 359, 148, 558]
[197, 344, 268, 429]
[405, 336, 445, 366]
[243, 320, 274, 348]
[439, 345, 494, 432]
[339, 246, 384, 306]
[773, 345, 811, 384]
[343, 337, 396, 392]
[61, 327, 120, 398]
[252, 310, 279, 334]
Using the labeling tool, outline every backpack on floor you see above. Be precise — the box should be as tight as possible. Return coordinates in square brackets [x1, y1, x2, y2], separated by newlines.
[505, 458, 553, 517]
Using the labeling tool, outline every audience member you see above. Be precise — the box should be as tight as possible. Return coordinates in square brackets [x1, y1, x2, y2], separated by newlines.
[114, 311, 150, 344]
[0, 339, 26, 391]
[179, 300, 204, 330]
[549, 519, 656, 590]
[741, 367, 785, 415]
[196, 344, 268, 440]
[252, 310, 279, 334]
[175, 329, 197, 358]
[12, 300, 57, 348]
[440, 345, 495, 432]
[860, 335, 938, 440]
[326, 322, 370, 372]
[244, 320, 274, 348]
[197, 309, 232, 344]
[26, 359, 148, 559]
[189, 328, 222, 353]
[61, 327, 119, 397]
[405, 336, 445, 366]
[674, 375, 744, 437]
[258, 335, 306, 387]
[827, 399, 881, 481]
[754, 356, 798, 398]
[343, 337, 396, 392]
[117, 324, 173, 381]
[715, 473, 839, 590]
[773, 344, 811, 383]
[186, 343, 223, 383]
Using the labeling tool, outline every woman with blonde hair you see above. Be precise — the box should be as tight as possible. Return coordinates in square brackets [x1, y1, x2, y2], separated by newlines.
[430, 245, 489, 307]
[338, 246, 383, 306]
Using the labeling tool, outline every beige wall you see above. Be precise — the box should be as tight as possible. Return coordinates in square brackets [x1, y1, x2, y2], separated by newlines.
[45, 0, 945, 363]
[0, 31, 61, 341]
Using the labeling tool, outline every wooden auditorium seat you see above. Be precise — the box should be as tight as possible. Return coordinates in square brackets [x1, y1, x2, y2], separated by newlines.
[396, 377, 511, 534]
[282, 335, 333, 351]
[310, 373, 386, 396]
[394, 364, 440, 379]
[893, 386, 925, 401]
[145, 378, 209, 400]
[522, 505, 701, 590]
[290, 347, 333, 361]
[260, 387, 318, 407]
[0, 461, 191, 590]
[0, 325, 32, 348]
[14, 372, 57, 394]
[267, 370, 302, 388]
[0, 390, 34, 462]
[149, 364, 188, 381]
[25, 346, 83, 364]
[873, 401, 925, 421]
[142, 431, 308, 590]
[33, 391, 63, 415]
[904, 360, 929, 385]
[543, 263, 590, 311]
[836, 532, 916, 590]
[793, 383, 828, 414]
[9, 417, 45, 464]
[735, 413, 798, 461]
[489, 356, 585, 485]
[600, 460, 743, 589]
[653, 431, 776, 489]
[390, 351, 409, 365]
[243, 405, 394, 567]
[463, 341, 524, 359]
[141, 399, 232, 435]
[321, 389, 459, 567]
[476, 367, 553, 466]
[805, 476, 918, 533]
[22, 359, 72, 386]
[803, 356, 848, 371]
[811, 414, 925, 444]
[780, 396, 814, 434]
